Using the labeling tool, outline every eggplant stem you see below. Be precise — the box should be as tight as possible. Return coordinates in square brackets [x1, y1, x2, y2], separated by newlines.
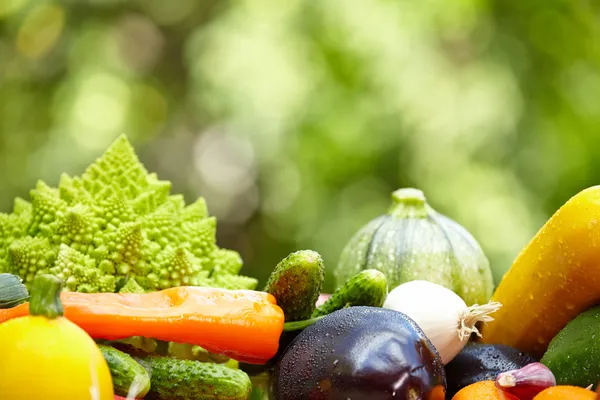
[283, 316, 325, 332]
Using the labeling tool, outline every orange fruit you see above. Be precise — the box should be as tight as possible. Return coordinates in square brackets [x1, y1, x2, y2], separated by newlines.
[533, 386, 596, 400]
[452, 381, 520, 400]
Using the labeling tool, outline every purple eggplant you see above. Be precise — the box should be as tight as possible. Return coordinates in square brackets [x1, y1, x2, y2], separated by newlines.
[272, 306, 446, 400]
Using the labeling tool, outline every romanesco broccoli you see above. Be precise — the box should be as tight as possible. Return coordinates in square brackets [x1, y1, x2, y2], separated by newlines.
[0, 135, 257, 292]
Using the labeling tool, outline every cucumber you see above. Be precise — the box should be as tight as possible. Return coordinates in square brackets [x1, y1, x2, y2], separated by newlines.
[264, 250, 325, 322]
[134, 354, 252, 400]
[0, 273, 29, 308]
[98, 344, 151, 398]
[312, 269, 388, 317]
[541, 305, 600, 388]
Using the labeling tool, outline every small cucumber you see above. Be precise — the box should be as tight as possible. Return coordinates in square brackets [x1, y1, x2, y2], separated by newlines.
[312, 269, 388, 317]
[541, 304, 600, 388]
[98, 344, 151, 398]
[264, 250, 325, 322]
[134, 354, 252, 400]
[0, 273, 29, 308]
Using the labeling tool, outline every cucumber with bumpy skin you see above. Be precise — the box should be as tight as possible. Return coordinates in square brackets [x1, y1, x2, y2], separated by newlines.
[312, 269, 388, 317]
[135, 354, 252, 400]
[98, 344, 151, 398]
[264, 250, 325, 322]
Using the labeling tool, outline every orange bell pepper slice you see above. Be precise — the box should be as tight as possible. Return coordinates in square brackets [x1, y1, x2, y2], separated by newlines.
[0, 286, 284, 365]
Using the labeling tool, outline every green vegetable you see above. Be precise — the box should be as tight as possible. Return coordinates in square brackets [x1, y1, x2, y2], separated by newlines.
[0, 135, 257, 292]
[114, 337, 159, 354]
[264, 250, 325, 322]
[134, 354, 252, 400]
[167, 341, 236, 366]
[98, 344, 151, 398]
[334, 187, 494, 306]
[312, 269, 387, 317]
[541, 305, 600, 388]
[119, 277, 145, 293]
[0, 273, 29, 308]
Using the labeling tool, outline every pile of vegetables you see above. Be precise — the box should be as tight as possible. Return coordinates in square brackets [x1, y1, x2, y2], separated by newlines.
[4, 135, 600, 399]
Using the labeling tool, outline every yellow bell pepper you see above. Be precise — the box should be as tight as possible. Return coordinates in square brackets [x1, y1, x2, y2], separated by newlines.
[0, 274, 113, 400]
[479, 185, 600, 358]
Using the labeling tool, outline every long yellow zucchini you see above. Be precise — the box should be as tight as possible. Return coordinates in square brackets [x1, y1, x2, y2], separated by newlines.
[479, 186, 600, 358]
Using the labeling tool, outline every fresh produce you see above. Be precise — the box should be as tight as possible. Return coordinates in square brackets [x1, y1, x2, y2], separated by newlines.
[98, 344, 151, 398]
[0, 285, 284, 364]
[272, 306, 446, 400]
[0, 274, 113, 399]
[479, 186, 600, 357]
[540, 304, 600, 388]
[334, 187, 494, 305]
[444, 343, 538, 398]
[264, 249, 325, 322]
[119, 277, 146, 294]
[167, 341, 234, 364]
[532, 386, 596, 400]
[134, 354, 252, 400]
[0, 134, 257, 292]
[243, 269, 388, 378]
[316, 293, 330, 306]
[0, 272, 28, 308]
[312, 269, 388, 317]
[496, 363, 556, 400]
[451, 381, 519, 400]
[383, 280, 501, 364]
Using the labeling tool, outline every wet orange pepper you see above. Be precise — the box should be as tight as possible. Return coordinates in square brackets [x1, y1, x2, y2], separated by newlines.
[0, 286, 284, 365]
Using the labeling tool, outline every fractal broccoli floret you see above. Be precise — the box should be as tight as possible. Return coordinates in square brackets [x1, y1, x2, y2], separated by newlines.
[7, 236, 56, 284]
[119, 277, 145, 294]
[211, 249, 244, 276]
[0, 134, 255, 292]
[50, 244, 116, 292]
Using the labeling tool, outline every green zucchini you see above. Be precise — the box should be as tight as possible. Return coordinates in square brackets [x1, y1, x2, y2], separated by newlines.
[312, 269, 388, 317]
[541, 305, 600, 388]
[0, 273, 29, 308]
[264, 250, 325, 322]
[334, 187, 494, 306]
[134, 354, 252, 400]
[98, 344, 151, 398]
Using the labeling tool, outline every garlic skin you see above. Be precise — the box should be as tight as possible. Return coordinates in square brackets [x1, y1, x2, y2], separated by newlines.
[383, 280, 501, 364]
[496, 362, 556, 400]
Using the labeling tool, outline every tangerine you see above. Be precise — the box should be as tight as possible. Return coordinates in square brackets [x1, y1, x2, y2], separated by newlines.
[532, 386, 596, 400]
[451, 381, 520, 400]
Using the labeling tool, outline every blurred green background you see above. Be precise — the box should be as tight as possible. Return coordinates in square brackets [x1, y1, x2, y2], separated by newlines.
[1, 0, 599, 291]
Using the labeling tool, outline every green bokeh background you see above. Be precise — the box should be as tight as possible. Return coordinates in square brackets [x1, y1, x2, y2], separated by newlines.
[1, 0, 599, 292]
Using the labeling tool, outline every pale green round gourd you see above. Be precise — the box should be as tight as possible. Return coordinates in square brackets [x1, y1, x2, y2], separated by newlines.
[334, 188, 494, 306]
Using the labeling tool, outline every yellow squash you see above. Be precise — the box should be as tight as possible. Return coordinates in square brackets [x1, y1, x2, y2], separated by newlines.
[479, 185, 600, 358]
[0, 274, 113, 400]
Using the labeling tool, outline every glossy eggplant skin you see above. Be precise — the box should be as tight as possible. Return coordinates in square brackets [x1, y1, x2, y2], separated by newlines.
[272, 306, 446, 400]
[444, 343, 537, 398]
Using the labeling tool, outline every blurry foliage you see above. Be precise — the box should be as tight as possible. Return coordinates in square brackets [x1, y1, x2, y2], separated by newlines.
[1, 0, 600, 291]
